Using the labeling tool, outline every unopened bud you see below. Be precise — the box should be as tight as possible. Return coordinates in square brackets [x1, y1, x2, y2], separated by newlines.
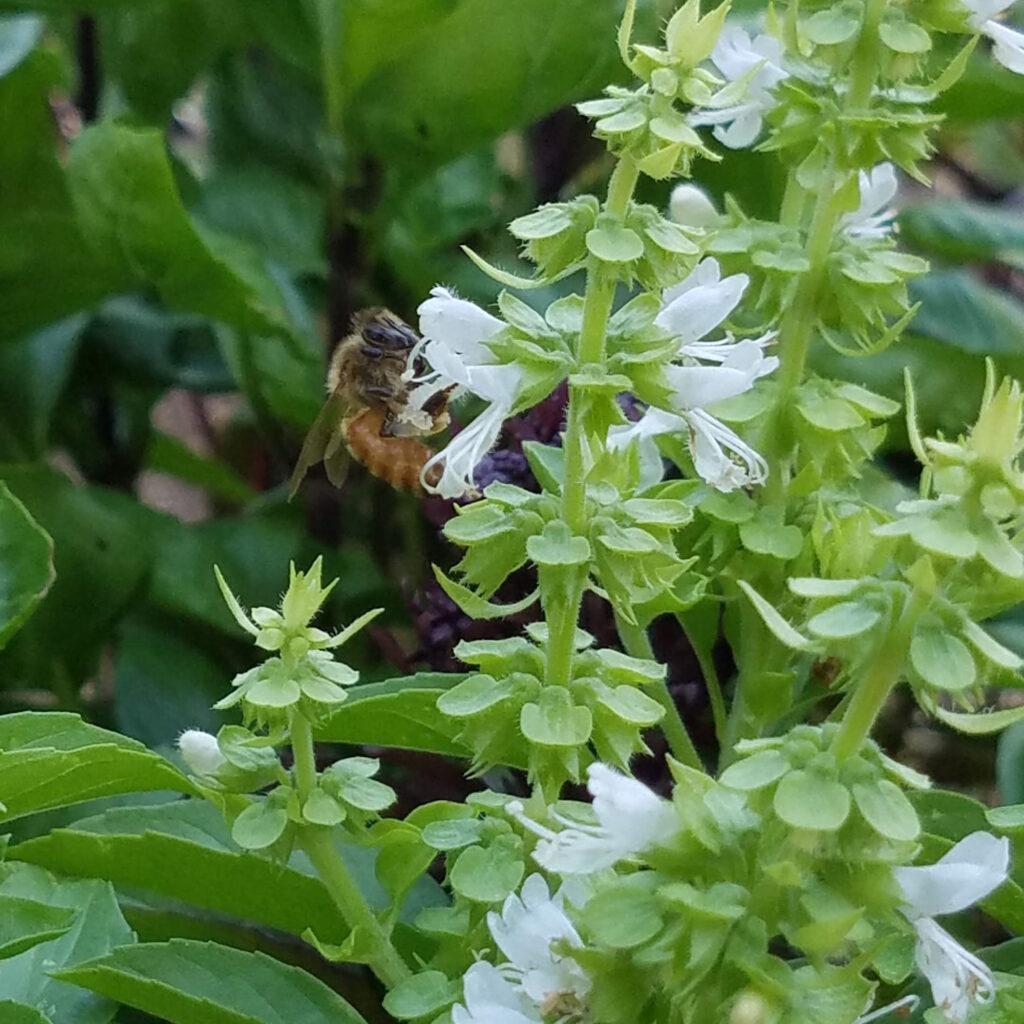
[669, 183, 719, 227]
[730, 990, 774, 1024]
[178, 729, 227, 777]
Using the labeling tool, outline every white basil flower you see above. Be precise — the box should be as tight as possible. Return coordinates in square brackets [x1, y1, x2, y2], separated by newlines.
[512, 763, 679, 873]
[842, 163, 899, 241]
[962, 1, 1024, 74]
[689, 26, 788, 149]
[177, 729, 226, 777]
[451, 961, 542, 1024]
[402, 286, 523, 499]
[487, 874, 590, 1010]
[669, 182, 720, 228]
[610, 259, 775, 492]
[894, 831, 1010, 1023]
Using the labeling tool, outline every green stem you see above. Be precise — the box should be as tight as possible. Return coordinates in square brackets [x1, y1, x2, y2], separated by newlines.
[830, 647, 903, 762]
[616, 613, 702, 771]
[678, 619, 727, 749]
[289, 710, 410, 989]
[300, 830, 412, 989]
[290, 709, 319, 802]
[315, 0, 345, 143]
[545, 155, 641, 694]
[848, 0, 886, 111]
[832, 587, 925, 761]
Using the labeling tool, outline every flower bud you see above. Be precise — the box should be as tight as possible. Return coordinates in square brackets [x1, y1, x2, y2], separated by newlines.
[178, 729, 227, 777]
[669, 182, 719, 227]
[730, 990, 775, 1024]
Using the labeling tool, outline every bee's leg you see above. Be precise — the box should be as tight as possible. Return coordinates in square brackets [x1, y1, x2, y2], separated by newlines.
[360, 345, 386, 360]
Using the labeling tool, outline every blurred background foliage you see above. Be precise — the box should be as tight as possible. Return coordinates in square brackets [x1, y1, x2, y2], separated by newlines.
[0, 0, 1023, 827]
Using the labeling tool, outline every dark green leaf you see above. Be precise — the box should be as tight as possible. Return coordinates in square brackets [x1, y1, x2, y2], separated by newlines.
[0, 712, 195, 822]
[0, 862, 133, 1024]
[0, 480, 53, 649]
[55, 939, 368, 1024]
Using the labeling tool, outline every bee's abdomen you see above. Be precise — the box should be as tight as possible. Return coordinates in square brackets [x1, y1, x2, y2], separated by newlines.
[345, 407, 439, 493]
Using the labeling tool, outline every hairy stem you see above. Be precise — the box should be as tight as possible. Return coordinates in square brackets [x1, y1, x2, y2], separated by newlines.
[545, 156, 640, 693]
[300, 830, 412, 988]
[290, 710, 411, 988]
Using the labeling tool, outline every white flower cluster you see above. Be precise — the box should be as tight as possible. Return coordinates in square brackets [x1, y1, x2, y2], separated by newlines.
[407, 259, 777, 500]
[452, 766, 1010, 1024]
[452, 766, 675, 1022]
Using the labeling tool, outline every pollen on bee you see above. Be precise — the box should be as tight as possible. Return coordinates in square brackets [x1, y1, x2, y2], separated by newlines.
[344, 407, 440, 493]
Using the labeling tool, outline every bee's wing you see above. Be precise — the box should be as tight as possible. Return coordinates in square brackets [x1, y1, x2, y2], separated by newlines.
[288, 394, 349, 498]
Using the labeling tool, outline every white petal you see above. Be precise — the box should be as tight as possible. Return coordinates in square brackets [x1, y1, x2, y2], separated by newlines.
[534, 829, 625, 874]
[421, 399, 510, 498]
[588, 763, 678, 850]
[986, 20, 1024, 74]
[914, 917, 995, 1023]
[964, 0, 1015, 28]
[607, 408, 687, 453]
[844, 163, 898, 238]
[713, 108, 765, 149]
[661, 257, 723, 304]
[459, 962, 540, 1023]
[417, 285, 505, 363]
[687, 408, 768, 491]
[669, 183, 720, 227]
[655, 269, 748, 344]
[711, 26, 761, 79]
[665, 363, 758, 409]
[895, 831, 1010, 918]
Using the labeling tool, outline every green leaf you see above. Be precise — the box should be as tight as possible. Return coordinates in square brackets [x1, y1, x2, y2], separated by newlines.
[909, 271, 1024, 361]
[932, 704, 1024, 735]
[509, 204, 574, 240]
[585, 224, 645, 263]
[114, 617, 228, 748]
[583, 883, 663, 949]
[0, 1002, 52, 1024]
[436, 674, 513, 718]
[0, 712, 195, 821]
[433, 566, 538, 620]
[0, 480, 53, 649]
[803, 7, 861, 45]
[0, 895, 75, 960]
[526, 521, 590, 567]
[900, 200, 1024, 267]
[450, 835, 524, 903]
[0, 862, 133, 1024]
[11, 801, 352, 943]
[54, 939, 368, 1024]
[879, 20, 931, 54]
[383, 971, 459, 1021]
[522, 441, 565, 492]
[806, 602, 881, 640]
[774, 771, 851, 831]
[231, 799, 288, 851]
[317, 674, 468, 758]
[910, 629, 977, 692]
[852, 780, 920, 841]
[64, 123, 293, 335]
[520, 687, 592, 747]
[353, 0, 634, 169]
[719, 750, 790, 791]
[739, 518, 803, 560]
[736, 581, 812, 651]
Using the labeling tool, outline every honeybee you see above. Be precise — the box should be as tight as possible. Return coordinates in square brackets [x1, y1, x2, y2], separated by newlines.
[288, 309, 452, 496]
